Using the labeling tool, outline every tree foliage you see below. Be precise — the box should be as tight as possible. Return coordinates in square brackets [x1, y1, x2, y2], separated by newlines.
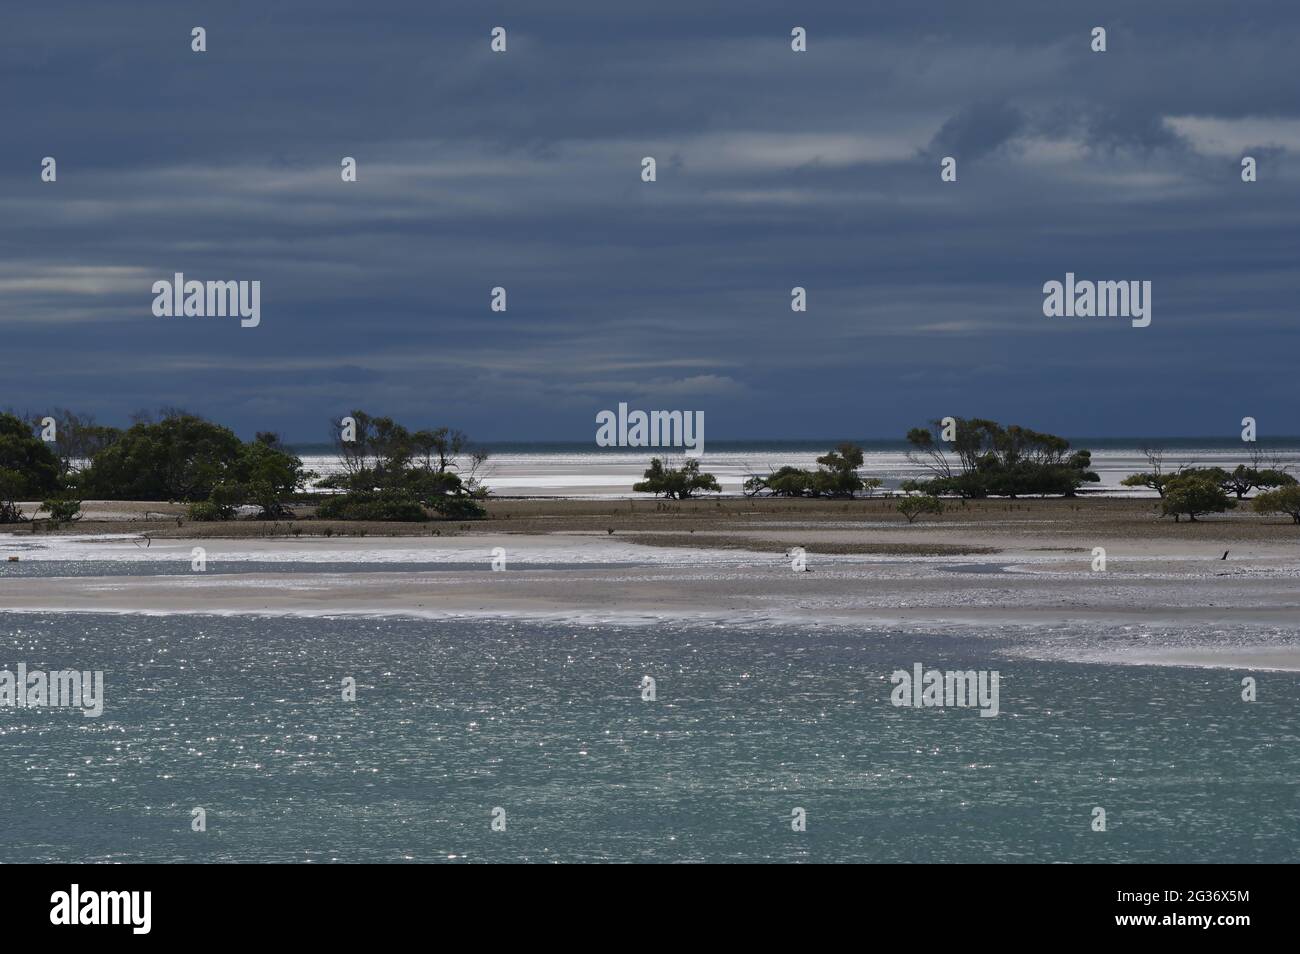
[315, 490, 431, 522]
[897, 495, 944, 523]
[79, 413, 245, 501]
[234, 434, 310, 518]
[1221, 464, 1295, 499]
[1160, 475, 1235, 522]
[904, 418, 1097, 498]
[0, 469, 27, 523]
[320, 411, 489, 520]
[1124, 460, 1295, 503]
[1252, 485, 1300, 524]
[633, 458, 721, 499]
[0, 412, 61, 498]
[744, 443, 882, 498]
[42, 497, 82, 527]
[74, 413, 309, 521]
[30, 408, 120, 479]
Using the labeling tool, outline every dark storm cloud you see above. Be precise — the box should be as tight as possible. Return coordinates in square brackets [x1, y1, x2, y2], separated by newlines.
[923, 102, 1025, 162]
[1, 0, 1298, 441]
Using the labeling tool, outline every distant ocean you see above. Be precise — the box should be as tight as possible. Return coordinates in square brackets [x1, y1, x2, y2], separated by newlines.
[287, 438, 1300, 498]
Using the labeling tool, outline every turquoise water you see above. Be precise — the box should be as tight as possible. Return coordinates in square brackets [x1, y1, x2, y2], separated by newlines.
[1, 612, 1296, 863]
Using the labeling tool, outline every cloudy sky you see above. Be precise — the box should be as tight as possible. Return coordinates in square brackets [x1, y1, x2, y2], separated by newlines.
[2, 0, 1298, 443]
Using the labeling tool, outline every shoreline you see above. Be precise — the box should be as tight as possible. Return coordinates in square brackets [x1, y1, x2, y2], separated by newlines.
[5, 503, 1300, 672]
[11, 494, 1300, 543]
[6, 497, 1300, 673]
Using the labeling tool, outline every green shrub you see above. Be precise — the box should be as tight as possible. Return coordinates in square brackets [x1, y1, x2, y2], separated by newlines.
[1252, 485, 1300, 524]
[315, 491, 428, 522]
[42, 498, 82, 526]
[1160, 476, 1235, 522]
[430, 496, 487, 519]
[209, 481, 246, 510]
[187, 501, 233, 522]
[634, 458, 721, 500]
[897, 495, 944, 523]
[0, 467, 27, 523]
[745, 465, 814, 496]
[236, 437, 305, 518]
[744, 444, 881, 498]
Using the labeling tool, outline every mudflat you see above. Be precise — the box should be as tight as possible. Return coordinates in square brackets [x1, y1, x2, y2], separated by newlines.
[4, 496, 1299, 670]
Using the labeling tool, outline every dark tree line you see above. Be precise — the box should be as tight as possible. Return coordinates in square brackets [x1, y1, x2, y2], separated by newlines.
[0, 407, 489, 524]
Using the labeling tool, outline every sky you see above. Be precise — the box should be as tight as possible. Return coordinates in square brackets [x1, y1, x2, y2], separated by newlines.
[2, 1, 1298, 443]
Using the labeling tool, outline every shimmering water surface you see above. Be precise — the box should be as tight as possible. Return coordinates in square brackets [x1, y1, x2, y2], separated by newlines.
[2, 611, 1296, 863]
[285, 438, 1300, 497]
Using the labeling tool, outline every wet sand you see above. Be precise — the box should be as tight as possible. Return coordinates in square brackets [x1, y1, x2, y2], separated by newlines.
[5, 497, 1300, 670]
[16, 494, 1300, 546]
